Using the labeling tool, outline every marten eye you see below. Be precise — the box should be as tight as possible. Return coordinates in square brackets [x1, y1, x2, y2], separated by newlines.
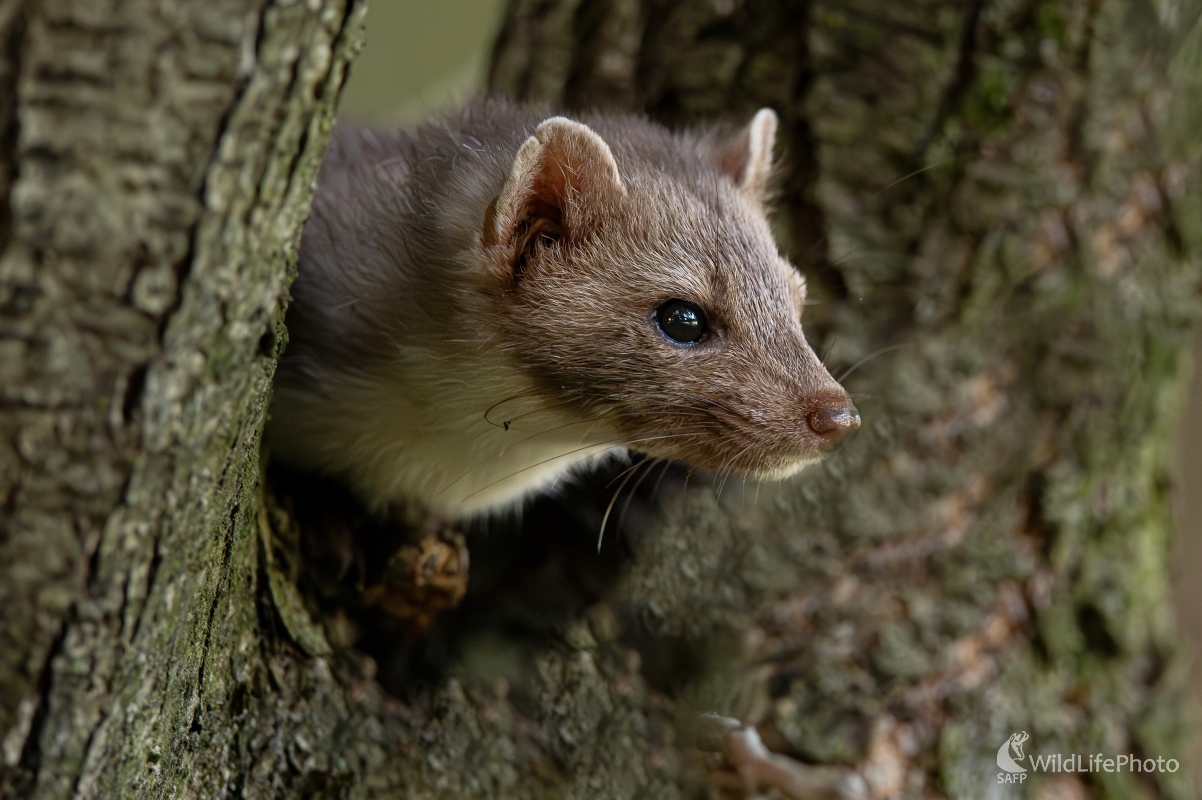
[656, 300, 707, 344]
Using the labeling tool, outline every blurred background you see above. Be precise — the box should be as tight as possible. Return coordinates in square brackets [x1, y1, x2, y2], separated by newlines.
[337, 0, 506, 125]
[1174, 346, 1202, 791]
[337, 0, 1202, 788]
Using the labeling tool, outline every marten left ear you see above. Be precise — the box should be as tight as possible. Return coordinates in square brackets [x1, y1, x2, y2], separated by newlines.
[485, 117, 625, 252]
[716, 108, 778, 204]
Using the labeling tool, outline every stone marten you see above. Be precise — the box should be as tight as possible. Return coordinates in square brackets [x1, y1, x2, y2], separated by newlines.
[267, 99, 859, 519]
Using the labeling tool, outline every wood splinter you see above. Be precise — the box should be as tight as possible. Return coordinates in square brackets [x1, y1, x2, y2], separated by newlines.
[695, 714, 870, 800]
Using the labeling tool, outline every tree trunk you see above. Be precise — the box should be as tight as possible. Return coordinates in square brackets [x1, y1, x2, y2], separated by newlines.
[2, 0, 1200, 798]
[0, 0, 368, 796]
[491, 0, 1202, 798]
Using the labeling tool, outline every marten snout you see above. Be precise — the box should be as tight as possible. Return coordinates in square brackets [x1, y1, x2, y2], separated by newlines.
[806, 395, 860, 450]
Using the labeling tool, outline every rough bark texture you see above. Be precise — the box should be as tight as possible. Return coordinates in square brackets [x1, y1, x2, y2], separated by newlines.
[490, 0, 1202, 798]
[0, 0, 1199, 798]
[0, 0, 367, 795]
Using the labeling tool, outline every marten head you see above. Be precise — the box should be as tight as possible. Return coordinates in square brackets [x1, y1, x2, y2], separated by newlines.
[479, 110, 858, 480]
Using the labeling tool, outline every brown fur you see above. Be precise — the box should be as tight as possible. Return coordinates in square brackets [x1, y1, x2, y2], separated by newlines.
[267, 98, 857, 519]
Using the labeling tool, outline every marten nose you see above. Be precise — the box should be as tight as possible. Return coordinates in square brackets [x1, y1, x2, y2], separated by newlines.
[807, 398, 860, 449]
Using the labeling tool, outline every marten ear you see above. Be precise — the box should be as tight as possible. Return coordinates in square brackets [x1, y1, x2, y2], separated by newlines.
[716, 108, 778, 204]
[485, 117, 625, 250]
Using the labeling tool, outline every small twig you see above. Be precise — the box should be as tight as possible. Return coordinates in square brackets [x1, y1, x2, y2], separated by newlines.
[695, 714, 869, 800]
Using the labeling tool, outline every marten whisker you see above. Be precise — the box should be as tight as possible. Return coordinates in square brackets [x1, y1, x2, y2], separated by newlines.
[457, 430, 719, 504]
[715, 442, 755, 500]
[682, 393, 743, 420]
[650, 458, 674, 502]
[436, 414, 616, 497]
[666, 407, 729, 424]
[870, 157, 960, 197]
[616, 458, 661, 539]
[828, 247, 859, 268]
[575, 417, 607, 446]
[598, 462, 642, 552]
[713, 449, 737, 495]
[836, 343, 910, 383]
[821, 335, 839, 368]
[606, 455, 651, 488]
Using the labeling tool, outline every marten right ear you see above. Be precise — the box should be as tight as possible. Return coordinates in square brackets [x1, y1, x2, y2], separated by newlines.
[484, 117, 626, 256]
[716, 108, 778, 204]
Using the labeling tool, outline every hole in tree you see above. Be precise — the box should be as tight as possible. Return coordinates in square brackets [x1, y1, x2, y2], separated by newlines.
[266, 458, 696, 700]
[1077, 604, 1120, 657]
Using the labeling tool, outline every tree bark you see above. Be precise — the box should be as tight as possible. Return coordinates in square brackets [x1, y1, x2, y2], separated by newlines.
[490, 0, 1202, 798]
[0, 0, 368, 796]
[1, 0, 1199, 798]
